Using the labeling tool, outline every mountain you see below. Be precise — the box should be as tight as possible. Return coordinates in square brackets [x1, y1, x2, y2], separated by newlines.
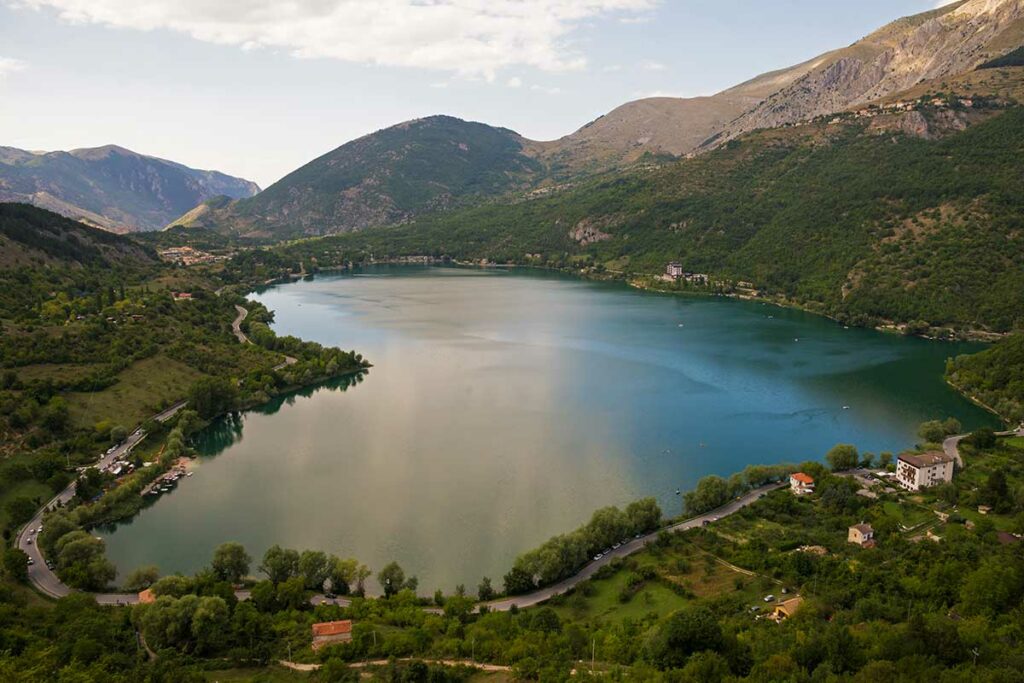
[0, 144, 259, 233]
[0, 202, 158, 269]
[176, 116, 543, 239]
[304, 73, 1024, 336]
[540, 0, 1024, 167]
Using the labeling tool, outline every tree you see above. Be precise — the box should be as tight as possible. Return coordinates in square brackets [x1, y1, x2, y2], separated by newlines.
[258, 545, 298, 584]
[646, 606, 724, 669]
[123, 565, 160, 591]
[378, 562, 405, 598]
[297, 550, 330, 591]
[211, 542, 251, 584]
[684, 476, 731, 515]
[477, 576, 496, 601]
[879, 452, 894, 468]
[918, 418, 961, 444]
[625, 498, 662, 535]
[982, 469, 1011, 513]
[826, 444, 859, 471]
[109, 425, 128, 443]
[3, 548, 29, 583]
[187, 377, 239, 420]
[966, 427, 998, 449]
[5, 496, 37, 527]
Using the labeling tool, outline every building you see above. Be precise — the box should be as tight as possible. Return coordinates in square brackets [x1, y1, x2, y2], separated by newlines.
[666, 262, 684, 278]
[771, 596, 803, 622]
[896, 452, 954, 491]
[789, 472, 815, 495]
[311, 620, 353, 650]
[848, 523, 875, 547]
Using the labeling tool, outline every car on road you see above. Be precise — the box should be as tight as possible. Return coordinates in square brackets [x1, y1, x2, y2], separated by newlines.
[25, 539, 31, 545]
[46, 561, 55, 570]
[593, 553, 603, 561]
[27, 558, 33, 565]
[634, 534, 641, 539]
[603, 547, 612, 554]
[612, 543, 621, 550]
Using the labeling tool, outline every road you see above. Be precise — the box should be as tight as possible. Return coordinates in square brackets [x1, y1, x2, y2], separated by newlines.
[233, 304, 297, 370]
[943, 425, 1024, 468]
[17, 401, 187, 601]
[482, 482, 784, 611]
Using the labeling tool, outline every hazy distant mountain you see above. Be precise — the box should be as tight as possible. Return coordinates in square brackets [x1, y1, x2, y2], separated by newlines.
[0, 144, 259, 233]
[173, 116, 542, 239]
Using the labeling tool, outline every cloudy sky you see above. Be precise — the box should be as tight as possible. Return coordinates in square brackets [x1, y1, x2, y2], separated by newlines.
[1, 0, 956, 187]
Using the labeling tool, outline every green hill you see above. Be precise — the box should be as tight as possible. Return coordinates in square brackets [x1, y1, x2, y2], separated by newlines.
[184, 115, 545, 239]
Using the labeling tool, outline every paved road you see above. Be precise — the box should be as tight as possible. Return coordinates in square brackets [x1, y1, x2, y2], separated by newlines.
[231, 304, 250, 343]
[944, 425, 1024, 468]
[482, 482, 784, 611]
[17, 401, 187, 600]
[233, 304, 297, 371]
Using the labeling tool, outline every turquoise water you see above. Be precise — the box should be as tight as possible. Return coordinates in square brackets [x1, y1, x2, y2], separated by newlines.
[101, 266, 994, 591]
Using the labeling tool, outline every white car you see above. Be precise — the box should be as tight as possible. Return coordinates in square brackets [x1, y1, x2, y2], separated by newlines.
[593, 554, 603, 561]
[763, 594, 775, 602]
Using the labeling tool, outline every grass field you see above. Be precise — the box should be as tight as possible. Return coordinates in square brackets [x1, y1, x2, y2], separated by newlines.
[15, 362, 103, 384]
[65, 355, 205, 430]
[1003, 436, 1024, 451]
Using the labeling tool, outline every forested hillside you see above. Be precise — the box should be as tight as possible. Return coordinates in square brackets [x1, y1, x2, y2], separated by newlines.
[297, 100, 1024, 335]
[948, 334, 1024, 423]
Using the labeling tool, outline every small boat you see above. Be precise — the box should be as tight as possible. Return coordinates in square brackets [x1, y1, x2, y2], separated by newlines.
[842, 405, 850, 410]
[675, 489, 681, 495]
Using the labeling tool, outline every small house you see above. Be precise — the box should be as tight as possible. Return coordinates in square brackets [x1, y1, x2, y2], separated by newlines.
[771, 596, 803, 622]
[789, 472, 815, 496]
[666, 262, 684, 278]
[848, 523, 875, 547]
[312, 620, 353, 650]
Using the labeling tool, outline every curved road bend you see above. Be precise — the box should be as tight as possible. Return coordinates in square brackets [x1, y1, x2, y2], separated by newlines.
[233, 304, 297, 371]
[944, 426, 1024, 468]
[17, 401, 188, 602]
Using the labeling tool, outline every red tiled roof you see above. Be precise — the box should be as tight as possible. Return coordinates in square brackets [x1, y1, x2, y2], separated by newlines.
[138, 588, 156, 604]
[312, 620, 353, 637]
[791, 473, 814, 484]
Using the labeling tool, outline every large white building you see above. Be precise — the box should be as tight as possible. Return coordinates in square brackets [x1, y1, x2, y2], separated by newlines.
[896, 451, 954, 491]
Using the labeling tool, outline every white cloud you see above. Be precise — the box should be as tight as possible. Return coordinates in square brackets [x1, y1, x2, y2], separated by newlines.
[530, 84, 562, 95]
[0, 56, 26, 78]
[506, 76, 523, 88]
[14, 0, 658, 78]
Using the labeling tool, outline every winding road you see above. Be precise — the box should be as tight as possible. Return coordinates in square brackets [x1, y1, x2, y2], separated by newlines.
[16, 401, 187, 603]
[943, 425, 1024, 467]
[233, 304, 297, 370]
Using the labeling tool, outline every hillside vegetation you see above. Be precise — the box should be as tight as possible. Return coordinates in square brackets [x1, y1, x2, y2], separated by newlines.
[186, 116, 544, 239]
[277, 100, 1024, 336]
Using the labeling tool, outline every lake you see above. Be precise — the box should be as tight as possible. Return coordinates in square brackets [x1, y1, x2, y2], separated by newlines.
[101, 266, 994, 592]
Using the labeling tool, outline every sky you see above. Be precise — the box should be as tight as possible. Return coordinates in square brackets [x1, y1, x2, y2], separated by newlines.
[0, 0, 960, 187]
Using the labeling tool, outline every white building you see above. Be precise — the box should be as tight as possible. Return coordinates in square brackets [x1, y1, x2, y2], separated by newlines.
[896, 452, 954, 491]
[789, 472, 815, 495]
[666, 262, 684, 278]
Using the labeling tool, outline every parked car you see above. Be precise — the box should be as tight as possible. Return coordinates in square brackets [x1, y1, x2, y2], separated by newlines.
[593, 554, 603, 561]
[763, 594, 775, 602]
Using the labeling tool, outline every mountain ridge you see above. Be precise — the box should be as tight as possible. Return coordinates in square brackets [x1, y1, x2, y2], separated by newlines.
[0, 144, 259, 233]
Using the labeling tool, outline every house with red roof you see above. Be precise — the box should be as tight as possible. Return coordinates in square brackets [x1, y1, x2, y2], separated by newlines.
[789, 472, 815, 496]
[311, 620, 353, 650]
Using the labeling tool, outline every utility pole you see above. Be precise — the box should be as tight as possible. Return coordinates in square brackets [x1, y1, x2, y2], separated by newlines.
[591, 637, 595, 674]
